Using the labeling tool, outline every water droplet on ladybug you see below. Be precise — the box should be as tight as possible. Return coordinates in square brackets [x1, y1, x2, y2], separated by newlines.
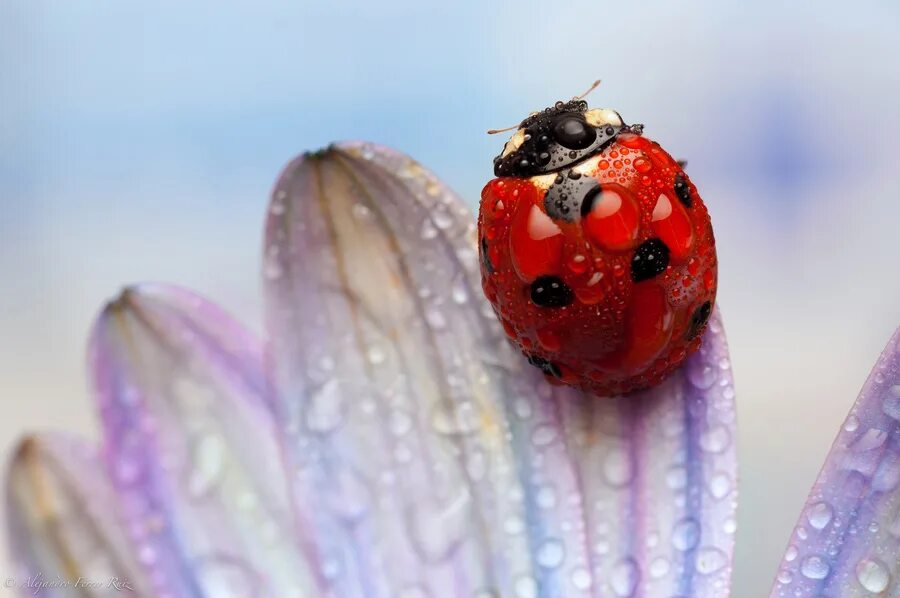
[553, 116, 597, 150]
[582, 184, 641, 253]
[527, 354, 562, 377]
[530, 275, 574, 308]
[687, 301, 712, 340]
[674, 173, 693, 207]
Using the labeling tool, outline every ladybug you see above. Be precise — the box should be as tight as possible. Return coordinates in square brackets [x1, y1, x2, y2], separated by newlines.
[478, 86, 717, 395]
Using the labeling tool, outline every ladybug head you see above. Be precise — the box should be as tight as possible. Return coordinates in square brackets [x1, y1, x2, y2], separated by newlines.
[492, 99, 625, 178]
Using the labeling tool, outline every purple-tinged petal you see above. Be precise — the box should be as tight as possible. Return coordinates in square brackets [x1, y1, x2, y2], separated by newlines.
[6, 433, 154, 596]
[90, 284, 317, 597]
[506, 310, 738, 598]
[770, 328, 900, 597]
[263, 142, 738, 597]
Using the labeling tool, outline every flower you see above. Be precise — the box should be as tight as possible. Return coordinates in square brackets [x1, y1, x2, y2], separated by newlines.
[5, 142, 899, 598]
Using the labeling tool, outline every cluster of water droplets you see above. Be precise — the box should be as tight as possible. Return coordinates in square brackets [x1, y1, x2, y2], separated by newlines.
[774, 339, 899, 596]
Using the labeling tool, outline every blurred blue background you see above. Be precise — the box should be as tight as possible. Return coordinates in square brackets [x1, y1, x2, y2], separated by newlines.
[1, 1, 898, 595]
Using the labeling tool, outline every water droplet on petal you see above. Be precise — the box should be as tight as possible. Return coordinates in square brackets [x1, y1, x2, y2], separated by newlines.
[432, 210, 454, 230]
[610, 558, 640, 597]
[699, 425, 731, 453]
[806, 501, 833, 530]
[536, 538, 565, 569]
[649, 556, 670, 578]
[367, 345, 387, 365]
[425, 308, 448, 330]
[304, 379, 344, 434]
[515, 575, 538, 598]
[856, 558, 890, 592]
[187, 433, 226, 498]
[451, 278, 469, 304]
[695, 547, 728, 575]
[536, 485, 557, 509]
[604, 448, 633, 487]
[421, 219, 438, 240]
[531, 425, 558, 447]
[672, 518, 700, 551]
[800, 555, 830, 580]
[570, 567, 591, 590]
[389, 410, 413, 437]
[708, 471, 731, 499]
[408, 490, 472, 562]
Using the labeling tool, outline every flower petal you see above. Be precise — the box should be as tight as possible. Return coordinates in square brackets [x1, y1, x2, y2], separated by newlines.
[90, 284, 317, 597]
[770, 328, 900, 597]
[264, 142, 737, 597]
[6, 433, 153, 595]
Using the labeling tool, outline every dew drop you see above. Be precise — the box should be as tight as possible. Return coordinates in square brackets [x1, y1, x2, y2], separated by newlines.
[367, 345, 387, 365]
[514, 575, 538, 598]
[687, 362, 717, 390]
[432, 210, 454, 230]
[536, 485, 557, 509]
[800, 555, 830, 580]
[408, 491, 471, 562]
[425, 308, 448, 330]
[672, 518, 701, 551]
[187, 433, 226, 498]
[883, 393, 900, 421]
[451, 279, 469, 304]
[844, 415, 860, 432]
[806, 501, 833, 530]
[649, 556, 670, 578]
[610, 558, 640, 597]
[304, 379, 344, 434]
[604, 448, 634, 487]
[389, 410, 413, 437]
[784, 545, 798, 562]
[195, 555, 261, 596]
[536, 538, 565, 569]
[351, 203, 372, 221]
[856, 557, 890, 592]
[695, 547, 728, 575]
[421, 219, 438, 240]
[666, 465, 687, 490]
[699, 426, 731, 453]
[709, 472, 732, 499]
[571, 567, 592, 590]
[264, 258, 283, 281]
[531, 425, 558, 447]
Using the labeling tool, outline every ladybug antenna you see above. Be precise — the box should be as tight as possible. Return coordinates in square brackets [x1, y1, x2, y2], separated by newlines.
[486, 124, 519, 135]
[573, 79, 602, 101]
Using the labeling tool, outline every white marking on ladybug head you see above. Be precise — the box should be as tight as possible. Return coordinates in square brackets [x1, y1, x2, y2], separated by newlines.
[584, 108, 623, 128]
[527, 172, 559, 192]
[500, 128, 527, 158]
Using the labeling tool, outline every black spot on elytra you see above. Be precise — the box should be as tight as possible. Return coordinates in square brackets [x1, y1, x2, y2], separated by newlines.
[527, 354, 562, 378]
[480, 236, 494, 274]
[544, 172, 599, 222]
[530, 275, 573, 308]
[674, 173, 693, 208]
[687, 301, 712, 340]
[630, 238, 670, 282]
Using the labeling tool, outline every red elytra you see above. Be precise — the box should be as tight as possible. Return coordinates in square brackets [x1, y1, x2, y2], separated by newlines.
[479, 128, 717, 396]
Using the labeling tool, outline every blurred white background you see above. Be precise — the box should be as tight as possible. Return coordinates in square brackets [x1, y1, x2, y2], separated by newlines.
[1, 1, 898, 596]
